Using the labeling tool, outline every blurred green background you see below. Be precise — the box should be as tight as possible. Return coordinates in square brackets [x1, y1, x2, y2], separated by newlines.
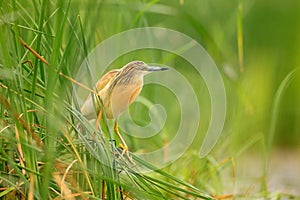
[90, 0, 298, 150]
[1, 0, 300, 198]
[73, 0, 300, 148]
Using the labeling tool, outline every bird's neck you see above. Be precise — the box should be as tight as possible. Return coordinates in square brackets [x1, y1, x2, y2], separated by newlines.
[119, 72, 144, 85]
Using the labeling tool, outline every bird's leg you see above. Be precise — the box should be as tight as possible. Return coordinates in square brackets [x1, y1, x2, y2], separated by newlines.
[92, 108, 103, 141]
[114, 120, 134, 163]
[114, 120, 128, 152]
[95, 109, 102, 130]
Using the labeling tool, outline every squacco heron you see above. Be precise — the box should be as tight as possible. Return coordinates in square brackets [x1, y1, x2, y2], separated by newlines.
[81, 61, 168, 159]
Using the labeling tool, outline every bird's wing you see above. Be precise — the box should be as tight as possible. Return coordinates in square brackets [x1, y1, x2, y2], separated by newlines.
[95, 69, 119, 91]
[81, 69, 119, 119]
[129, 85, 142, 104]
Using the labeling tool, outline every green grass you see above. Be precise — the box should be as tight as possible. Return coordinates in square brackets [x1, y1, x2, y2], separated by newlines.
[1, 0, 300, 199]
[0, 0, 214, 199]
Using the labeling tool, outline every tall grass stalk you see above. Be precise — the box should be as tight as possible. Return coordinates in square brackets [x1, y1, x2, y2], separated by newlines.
[263, 67, 300, 193]
[237, 0, 244, 72]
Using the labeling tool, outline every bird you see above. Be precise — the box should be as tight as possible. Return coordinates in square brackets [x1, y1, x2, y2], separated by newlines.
[80, 61, 168, 161]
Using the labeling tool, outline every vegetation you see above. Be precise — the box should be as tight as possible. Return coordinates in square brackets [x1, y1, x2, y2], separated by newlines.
[1, 0, 299, 199]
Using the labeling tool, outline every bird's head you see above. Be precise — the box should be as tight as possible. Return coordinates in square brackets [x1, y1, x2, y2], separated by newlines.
[123, 61, 168, 76]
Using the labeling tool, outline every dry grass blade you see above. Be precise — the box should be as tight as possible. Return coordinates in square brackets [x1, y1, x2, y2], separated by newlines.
[60, 160, 78, 196]
[0, 94, 44, 148]
[19, 38, 49, 65]
[28, 173, 35, 200]
[19, 38, 100, 99]
[52, 172, 75, 200]
[15, 126, 26, 176]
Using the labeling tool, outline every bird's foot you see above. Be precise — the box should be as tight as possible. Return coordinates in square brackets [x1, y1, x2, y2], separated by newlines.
[117, 144, 135, 164]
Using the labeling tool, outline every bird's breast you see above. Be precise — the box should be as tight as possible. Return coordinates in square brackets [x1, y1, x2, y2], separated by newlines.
[109, 80, 143, 118]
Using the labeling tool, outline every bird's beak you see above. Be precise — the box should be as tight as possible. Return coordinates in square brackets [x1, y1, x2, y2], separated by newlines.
[147, 66, 169, 71]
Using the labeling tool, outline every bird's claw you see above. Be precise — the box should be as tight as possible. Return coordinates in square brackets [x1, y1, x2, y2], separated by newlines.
[117, 144, 135, 164]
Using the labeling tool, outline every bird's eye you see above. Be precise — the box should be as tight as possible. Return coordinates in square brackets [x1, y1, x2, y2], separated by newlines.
[142, 65, 148, 71]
